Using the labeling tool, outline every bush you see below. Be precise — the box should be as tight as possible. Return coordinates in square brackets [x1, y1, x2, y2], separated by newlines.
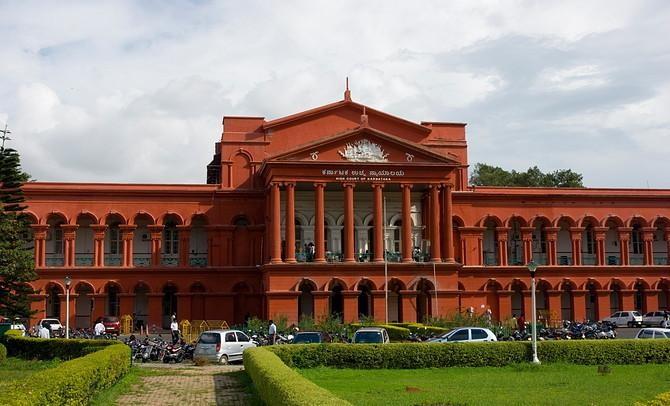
[0, 342, 6, 363]
[2, 335, 115, 360]
[638, 390, 670, 406]
[269, 340, 670, 369]
[244, 347, 350, 406]
[4, 343, 130, 405]
[3, 329, 24, 338]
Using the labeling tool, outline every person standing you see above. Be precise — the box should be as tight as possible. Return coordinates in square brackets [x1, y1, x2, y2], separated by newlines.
[268, 320, 277, 345]
[170, 316, 180, 344]
[94, 318, 106, 338]
[38, 323, 50, 339]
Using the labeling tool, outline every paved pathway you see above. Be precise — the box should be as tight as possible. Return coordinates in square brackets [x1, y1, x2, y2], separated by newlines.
[117, 363, 256, 406]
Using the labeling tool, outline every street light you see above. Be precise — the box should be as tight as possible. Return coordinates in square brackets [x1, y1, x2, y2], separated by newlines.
[526, 260, 540, 364]
[64, 276, 72, 339]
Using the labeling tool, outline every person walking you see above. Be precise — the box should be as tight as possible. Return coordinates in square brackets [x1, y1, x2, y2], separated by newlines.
[170, 316, 180, 344]
[268, 320, 277, 345]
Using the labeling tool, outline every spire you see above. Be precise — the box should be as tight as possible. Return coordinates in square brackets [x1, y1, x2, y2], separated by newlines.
[360, 106, 369, 127]
[344, 77, 351, 101]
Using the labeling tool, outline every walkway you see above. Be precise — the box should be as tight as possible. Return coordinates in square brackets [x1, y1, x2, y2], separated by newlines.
[116, 363, 256, 406]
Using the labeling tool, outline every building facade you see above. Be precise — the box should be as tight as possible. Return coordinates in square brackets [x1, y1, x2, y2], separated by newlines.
[23, 90, 670, 329]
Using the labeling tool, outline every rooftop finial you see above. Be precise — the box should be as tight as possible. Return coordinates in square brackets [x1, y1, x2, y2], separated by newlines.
[360, 106, 369, 127]
[344, 77, 351, 101]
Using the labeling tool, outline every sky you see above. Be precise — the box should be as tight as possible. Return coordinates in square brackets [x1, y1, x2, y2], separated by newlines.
[1, 0, 669, 187]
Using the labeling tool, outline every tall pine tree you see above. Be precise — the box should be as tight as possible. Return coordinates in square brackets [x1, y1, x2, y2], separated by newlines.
[0, 142, 37, 320]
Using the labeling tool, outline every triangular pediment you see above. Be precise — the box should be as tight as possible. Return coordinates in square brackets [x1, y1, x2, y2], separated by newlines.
[267, 127, 459, 165]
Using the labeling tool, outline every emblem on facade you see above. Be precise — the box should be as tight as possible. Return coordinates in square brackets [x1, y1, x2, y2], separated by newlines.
[310, 151, 319, 160]
[405, 153, 414, 162]
[338, 139, 389, 162]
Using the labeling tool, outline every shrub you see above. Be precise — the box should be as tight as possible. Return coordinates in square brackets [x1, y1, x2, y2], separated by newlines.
[269, 340, 670, 369]
[0, 342, 6, 363]
[638, 390, 670, 406]
[244, 347, 351, 406]
[4, 343, 130, 405]
[3, 329, 24, 338]
[3, 335, 115, 360]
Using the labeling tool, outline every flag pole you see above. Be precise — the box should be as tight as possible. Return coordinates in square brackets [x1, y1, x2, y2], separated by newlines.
[384, 196, 388, 324]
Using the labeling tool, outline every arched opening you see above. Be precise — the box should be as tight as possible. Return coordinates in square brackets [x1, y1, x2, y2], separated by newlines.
[537, 280, 549, 313]
[452, 218, 464, 264]
[560, 281, 574, 321]
[387, 279, 404, 323]
[105, 283, 121, 317]
[653, 219, 669, 265]
[658, 280, 670, 311]
[581, 220, 597, 265]
[232, 282, 251, 325]
[416, 278, 434, 323]
[508, 218, 524, 265]
[231, 152, 252, 189]
[46, 215, 66, 267]
[604, 218, 621, 265]
[357, 280, 374, 320]
[189, 216, 208, 267]
[133, 283, 150, 330]
[586, 281, 599, 321]
[366, 220, 375, 261]
[511, 280, 525, 317]
[75, 213, 95, 266]
[532, 218, 549, 265]
[556, 219, 573, 265]
[329, 280, 345, 320]
[162, 284, 178, 329]
[482, 219, 498, 266]
[297, 280, 315, 320]
[630, 221, 645, 265]
[162, 215, 181, 267]
[391, 219, 402, 258]
[485, 280, 502, 321]
[74, 283, 93, 328]
[610, 282, 623, 314]
[634, 280, 646, 313]
[46, 284, 63, 318]
[132, 213, 153, 267]
[104, 214, 125, 266]
[190, 282, 206, 321]
[233, 216, 250, 266]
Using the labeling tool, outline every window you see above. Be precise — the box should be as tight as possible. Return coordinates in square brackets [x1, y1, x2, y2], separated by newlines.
[235, 331, 250, 342]
[109, 226, 122, 254]
[449, 329, 469, 341]
[585, 227, 595, 254]
[632, 226, 643, 254]
[471, 329, 488, 340]
[199, 333, 220, 344]
[225, 332, 236, 342]
[639, 329, 654, 339]
[53, 228, 63, 254]
[164, 223, 179, 255]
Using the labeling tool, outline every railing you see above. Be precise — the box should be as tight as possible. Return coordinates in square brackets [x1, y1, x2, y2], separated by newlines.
[483, 252, 498, 266]
[104, 254, 122, 267]
[582, 254, 596, 265]
[162, 254, 178, 266]
[557, 252, 572, 265]
[654, 256, 669, 265]
[385, 252, 402, 263]
[45, 254, 64, 267]
[357, 253, 373, 262]
[189, 253, 208, 267]
[607, 255, 620, 265]
[74, 254, 93, 267]
[133, 254, 151, 267]
[326, 252, 342, 262]
[629, 255, 644, 265]
[533, 253, 548, 265]
[413, 252, 431, 262]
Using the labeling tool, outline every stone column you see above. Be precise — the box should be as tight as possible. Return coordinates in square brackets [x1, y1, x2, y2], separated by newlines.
[618, 227, 632, 266]
[645, 289, 659, 313]
[91, 293, 107, 323]
[270, 182, 282, 263]
[148, 225, 164, 267]
[372, 183, 384, 262]
[147, 293, 164, 329]
[401, 183, 413, 262]
[342, 291, 359, 323]
[400, 290, 418, 323]
[91, 225, 107, 267]
[285, 182, 296, 263]
[495, 227, 510, 266]
[547, 290, 562, 325]
[119, 225, 136, 267]
[61, 224, 78, 267]
[312, 291, 330, 320]
[118, 293, 135, 317]
[31, 224, 48, 268]
[621, 290, 635, 311]
[443, 183, 455, 262]
[498, 291, 513, 320]
[371, 290, 387, 322]
[596, 291, 610, 321]
[314, 183, 326, 263]
[520, 227, 534, 264]
[594, 227, 608, 266]
[343, 183, 355, 263]
[642, 227, 656, 265]
[569, 227, 584, 266]
[572, 290, 586, 322]
[545, 227, 560, 265]
[429, 185, 441, 262]
[177, 225, 191, 267]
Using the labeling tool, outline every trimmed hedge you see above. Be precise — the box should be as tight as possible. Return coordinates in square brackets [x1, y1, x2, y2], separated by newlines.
[3, 329, 24, 338]
[243, 347, 351, 406]
[269, 340, 670, 369]
[2, 335, 115, 360]
[0, 342, 6, 363]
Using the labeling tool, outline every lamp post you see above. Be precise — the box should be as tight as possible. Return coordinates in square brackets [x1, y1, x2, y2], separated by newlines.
[526, 260, 540, 364]
[64, 276, 71, 339]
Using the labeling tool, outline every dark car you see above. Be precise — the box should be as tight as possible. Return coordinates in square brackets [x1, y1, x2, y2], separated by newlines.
[102, 316, 120, 335]
[292, 331, 330, 344]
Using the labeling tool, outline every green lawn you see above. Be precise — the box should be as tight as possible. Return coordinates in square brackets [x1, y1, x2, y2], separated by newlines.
[0, 357, 62, 389]
[299, 364, 670, 405]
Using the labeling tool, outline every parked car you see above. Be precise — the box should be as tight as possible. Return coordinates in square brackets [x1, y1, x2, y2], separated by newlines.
[428, 327, 497, 343]
[39, 318, 64, 336]
[102, 316, 121, 335]
[292, 331, 330, 344]
[602, 311, 643, 327]
[352, 327, 390, 344]
[193, 329, 257, 364]
[642, 311, 669, 327]
[635, 328, 670, 339]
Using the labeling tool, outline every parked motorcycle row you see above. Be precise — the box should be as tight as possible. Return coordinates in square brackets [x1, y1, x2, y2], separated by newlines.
[125, 335, 196, 364]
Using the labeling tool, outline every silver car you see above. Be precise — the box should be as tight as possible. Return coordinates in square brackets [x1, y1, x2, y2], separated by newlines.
[642, 311, 669, 327]
[635, 328, 670, 339]
[428, 327, 498, 343]
[193, 329, 257, 364]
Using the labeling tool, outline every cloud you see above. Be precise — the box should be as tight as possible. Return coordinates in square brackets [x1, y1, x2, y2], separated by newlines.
[0, 0, 668, 187]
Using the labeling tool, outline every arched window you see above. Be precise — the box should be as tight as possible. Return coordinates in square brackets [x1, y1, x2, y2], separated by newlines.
[631, 225, 643, 255]
[109, 225, 122, 255]
[164, 221, 179, 255]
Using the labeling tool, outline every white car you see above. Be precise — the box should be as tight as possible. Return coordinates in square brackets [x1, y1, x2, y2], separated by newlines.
[193, 329, 257, 364]
[428, 327, 497, 343]
[642, 311, 669, 327]
[602, 311, 643, 327]
[635, 328, 670, 339]
[352, 327, 390, 344]
[38, 318, 64, 335]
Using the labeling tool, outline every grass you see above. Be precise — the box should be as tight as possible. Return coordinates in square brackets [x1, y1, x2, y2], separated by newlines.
[0, 357, 62, 389]
[299, 363, 670, 405]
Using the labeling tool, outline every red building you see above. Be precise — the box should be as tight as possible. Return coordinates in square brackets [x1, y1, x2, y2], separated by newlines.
[23, 89, 670, 329]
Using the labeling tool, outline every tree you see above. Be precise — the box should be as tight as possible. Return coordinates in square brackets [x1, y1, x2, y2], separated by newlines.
[0, 145, 37, 320]
[469, 163, 584, 188]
